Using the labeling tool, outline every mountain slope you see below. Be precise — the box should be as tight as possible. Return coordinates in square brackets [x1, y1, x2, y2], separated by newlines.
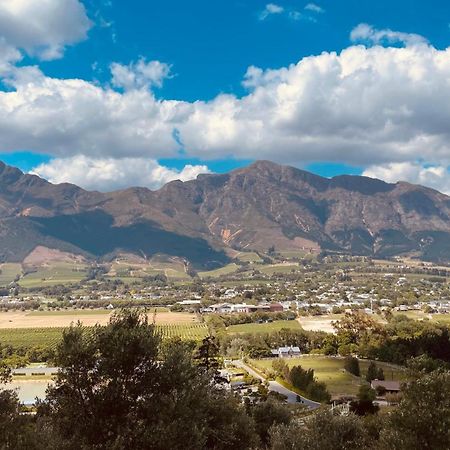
[0, 160, 449, 265]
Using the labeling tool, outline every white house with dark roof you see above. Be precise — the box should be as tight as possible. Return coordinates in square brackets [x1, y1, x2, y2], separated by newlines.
[271, 346, 301, 358]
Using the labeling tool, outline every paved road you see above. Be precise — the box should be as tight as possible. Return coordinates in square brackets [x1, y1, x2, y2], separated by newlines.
[233, 360, 321, 409]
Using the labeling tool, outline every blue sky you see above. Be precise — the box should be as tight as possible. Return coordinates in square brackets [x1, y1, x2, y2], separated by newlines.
[1, 0, 450, 192]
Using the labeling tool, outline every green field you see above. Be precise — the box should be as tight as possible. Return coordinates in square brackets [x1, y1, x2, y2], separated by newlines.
[227, 320, 301, 334]
[393, 310, 450, 325]
[156, 323, 208, 340]
[198, 263, 240, 278]
[258, 264, 300, 275]
[0, 323, 208, 349]
[250, 356, 406, 397]
[164, 268, 191, 280]
[235, 252, 263, 263]
[19, 263, 88, 288]
[108, 256, 190, 280]
[0, 263, 22, 286]
[277, 250, 315, 260]
[0, 327, 66, 348]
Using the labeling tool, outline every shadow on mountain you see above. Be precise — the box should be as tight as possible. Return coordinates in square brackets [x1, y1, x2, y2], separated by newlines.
[31, 210, 229, 268]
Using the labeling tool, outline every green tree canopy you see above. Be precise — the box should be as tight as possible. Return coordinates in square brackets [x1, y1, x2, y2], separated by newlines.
[37, 310, 256, 450]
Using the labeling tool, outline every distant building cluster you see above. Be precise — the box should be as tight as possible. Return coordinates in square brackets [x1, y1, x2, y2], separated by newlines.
[202, 302, 285, 314]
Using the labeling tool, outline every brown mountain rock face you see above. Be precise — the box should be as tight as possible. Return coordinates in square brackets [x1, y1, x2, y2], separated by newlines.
[0, 160, 448, 266]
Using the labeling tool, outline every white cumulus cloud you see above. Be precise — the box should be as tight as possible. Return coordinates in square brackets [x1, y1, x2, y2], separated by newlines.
[0, 0, 92, 60]
[111, 59, 172, 91]
[363, 163, 450, 194]
[31, 156, 211, 192]
[2, 31, 450, 193]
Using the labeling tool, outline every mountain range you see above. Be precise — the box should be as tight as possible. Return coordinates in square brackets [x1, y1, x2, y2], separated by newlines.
[0, 160, 449, 267]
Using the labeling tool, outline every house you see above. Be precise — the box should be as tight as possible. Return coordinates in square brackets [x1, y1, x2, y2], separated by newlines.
[269, 303, 284, 313]
[208, 303, 250, 313]
[271, 346, 301, 358]
[177, 300, 202, 306]
[371, 380, 401, 394]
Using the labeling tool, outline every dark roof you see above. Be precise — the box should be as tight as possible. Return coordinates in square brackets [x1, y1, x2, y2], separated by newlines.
[371, 380, 401, 391]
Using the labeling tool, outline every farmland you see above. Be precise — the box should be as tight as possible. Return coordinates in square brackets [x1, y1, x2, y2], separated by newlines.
[198, 263, 240, 279]
[258, 264, 300, 275]
[297, 315, 344, 333]
[0, 327, 67, 349]
[250, 356, 406, 397]
[0, 263, 22, 286]
[0, 310, 199, 328]
[227, 320, 301, 334]
[0, 322, 209, 349]
[19, 262, 89, 288]
[156, 323, 208, 340]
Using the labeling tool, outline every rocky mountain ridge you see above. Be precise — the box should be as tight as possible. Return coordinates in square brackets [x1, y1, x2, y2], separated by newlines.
[0, 160, 449, 266]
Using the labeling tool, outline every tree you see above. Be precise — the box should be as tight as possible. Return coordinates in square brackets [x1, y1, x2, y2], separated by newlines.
[269, 409, 370, 450]
[195, 335, 221, 373]
[376, 367, 385, 381]
[37, 310, 257, 449]
[0, 359, 39, 449]
[379, 370, 450, 450]
[252, 400, 291, 446]
[344, 356, 360, 376]
[271, 359, 288, 377]
[365, 361, 378, 382]
[350, 385, 378, 416]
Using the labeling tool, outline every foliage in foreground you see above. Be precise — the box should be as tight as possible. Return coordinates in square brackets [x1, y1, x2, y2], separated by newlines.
[0, 310, 449, 449]
[36, 310, 255, 450]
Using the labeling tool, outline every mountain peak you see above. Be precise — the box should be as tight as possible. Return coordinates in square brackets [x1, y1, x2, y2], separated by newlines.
[0, 160, 448, 263]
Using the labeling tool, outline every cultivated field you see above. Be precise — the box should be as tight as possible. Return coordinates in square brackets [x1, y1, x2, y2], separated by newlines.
[235, 252, 263, 263]
[19, 262, 89, 288]
[297, 315, 344, 333]
[0, 263, 22, 286]
[198, 263, 240, 278]
[258, 264, 300, 275]
[227, 320, 301, 334]
[0, 311, 199, 328]
[0, 322, 208, 349]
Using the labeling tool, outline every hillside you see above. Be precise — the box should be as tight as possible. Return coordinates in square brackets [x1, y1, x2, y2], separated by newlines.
[0, 160, 449, 265]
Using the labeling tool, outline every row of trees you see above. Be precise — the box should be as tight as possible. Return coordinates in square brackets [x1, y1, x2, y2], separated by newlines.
[330, 312, 450, 364]
[272, 360, 331, 402]
[344, 357, 384, 382]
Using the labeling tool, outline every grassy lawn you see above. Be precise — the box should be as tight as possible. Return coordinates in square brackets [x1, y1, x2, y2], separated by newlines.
[0, 263, 22, 286]
[250, 356, 406, 397]
[227, 320, 301, 334]
[359, 360, 407, 382]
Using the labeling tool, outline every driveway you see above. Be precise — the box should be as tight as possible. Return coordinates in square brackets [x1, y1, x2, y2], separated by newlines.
[233, 360, 321, 409]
